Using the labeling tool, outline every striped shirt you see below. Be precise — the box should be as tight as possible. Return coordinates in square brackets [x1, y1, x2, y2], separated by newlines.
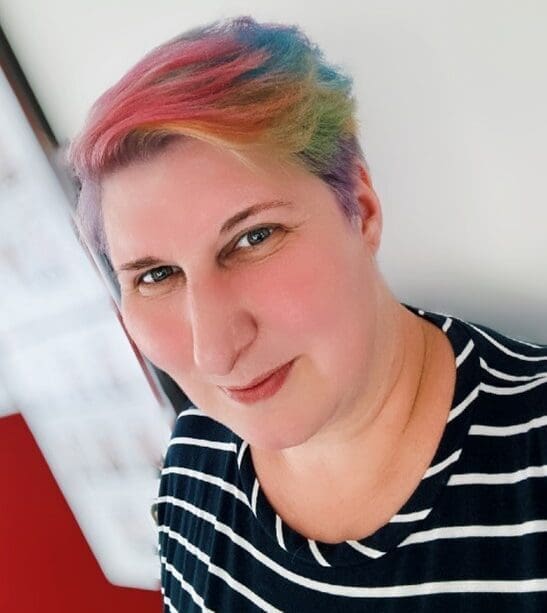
[155, 306, 547, 611]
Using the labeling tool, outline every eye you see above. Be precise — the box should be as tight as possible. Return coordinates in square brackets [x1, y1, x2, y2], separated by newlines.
[234, 226, 276, 249]
[139, 265, 178, 285]
[134, 265, 184, 297]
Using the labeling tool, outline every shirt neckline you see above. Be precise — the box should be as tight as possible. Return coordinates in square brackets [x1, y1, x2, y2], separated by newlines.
[234, 305, 482, 567]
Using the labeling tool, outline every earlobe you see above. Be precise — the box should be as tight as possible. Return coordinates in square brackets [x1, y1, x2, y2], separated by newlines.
[354, 162, 383, 255]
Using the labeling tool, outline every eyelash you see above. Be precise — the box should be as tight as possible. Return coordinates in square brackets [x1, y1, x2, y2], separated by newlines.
[136, 224, 281, 287]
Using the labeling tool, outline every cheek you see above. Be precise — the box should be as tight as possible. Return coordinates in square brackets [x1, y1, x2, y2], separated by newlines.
[253, 241, 371, 340]
[254, 239, 377, 399]
[119, 239, 375, 387]
[121, 296, 193, 373]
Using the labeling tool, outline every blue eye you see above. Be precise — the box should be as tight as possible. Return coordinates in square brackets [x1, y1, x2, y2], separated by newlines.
[235, 226, 275, 249]
[140, 265, 177, 284]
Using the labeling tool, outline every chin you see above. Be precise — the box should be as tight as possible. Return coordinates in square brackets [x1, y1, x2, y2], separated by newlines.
[187, 376, 336, 451]
[235, 411, 328, 451]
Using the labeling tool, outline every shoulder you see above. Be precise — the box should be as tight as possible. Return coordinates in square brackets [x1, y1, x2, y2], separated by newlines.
[453, 317, 547, 442]
[415, 305, 547, 439]
[155, 406, 242, 527]
[163, 405, 239, 472]
[459, 317, 547, 380]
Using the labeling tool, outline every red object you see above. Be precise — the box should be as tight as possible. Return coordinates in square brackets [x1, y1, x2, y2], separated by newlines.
[0, 412, 162, 612]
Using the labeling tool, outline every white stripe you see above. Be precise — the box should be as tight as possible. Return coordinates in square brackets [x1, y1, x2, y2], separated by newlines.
[251, 478, 259, 516]
[161, 466, 250, 507]
[391, 508, 433, 523]
[448, 464, 547, 486]
[346, 540, 385, 559]
[481, 377, 547, 396]
[447, 385, 480, 422]
[442, 317, 452, 332]
[177, 407, 204, 419]
[160, 529, 279, 612]
[467, 323, 547, 361]
[237, 441, 249, 468]
[423, 449, 462, 479]
[308, 540, 330, 567]
[160, 554, 213, 612]
[455, 340, 474, 368]
[469, 415, 547, 437]
[168, 437, 238, 453]
[399, 520, 547, 547]
[512, 337, 544, 348]
[375, 579, 547, 596]
[275, 515, 286, 551]
[479, 357, 547, 382]
[160, 589, 178, 613]
[157, 496, 547, 597]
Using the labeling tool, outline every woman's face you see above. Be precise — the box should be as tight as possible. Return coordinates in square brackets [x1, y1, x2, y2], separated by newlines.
[101, 139, 383, 449]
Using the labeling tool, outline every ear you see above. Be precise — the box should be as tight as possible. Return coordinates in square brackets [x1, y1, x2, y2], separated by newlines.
[353, 162, 383, 255]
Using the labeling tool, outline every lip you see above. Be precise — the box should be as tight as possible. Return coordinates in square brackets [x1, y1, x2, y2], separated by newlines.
[220, 360, 295, 404]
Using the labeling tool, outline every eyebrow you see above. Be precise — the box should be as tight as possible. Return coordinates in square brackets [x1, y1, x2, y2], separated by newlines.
[219, 199, 294, 234]
[116, 256, 164, 275]
[115, 199, 294, 274]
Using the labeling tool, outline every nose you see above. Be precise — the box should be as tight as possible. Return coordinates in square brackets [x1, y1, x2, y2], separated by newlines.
[186, 276, 257, 376]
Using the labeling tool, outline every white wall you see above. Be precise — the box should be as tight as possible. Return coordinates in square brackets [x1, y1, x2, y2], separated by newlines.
[1, 0, 546, 341]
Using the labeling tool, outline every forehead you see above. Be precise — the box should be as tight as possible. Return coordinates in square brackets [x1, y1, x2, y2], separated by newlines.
[101, 139, 311, 206]
[100, 139, 336, 262]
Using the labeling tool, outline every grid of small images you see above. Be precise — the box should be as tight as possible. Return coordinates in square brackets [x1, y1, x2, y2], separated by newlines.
[0, 68, 174, 590]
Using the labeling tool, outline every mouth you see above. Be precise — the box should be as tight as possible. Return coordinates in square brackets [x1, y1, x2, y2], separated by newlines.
[220, 360, 295, 404]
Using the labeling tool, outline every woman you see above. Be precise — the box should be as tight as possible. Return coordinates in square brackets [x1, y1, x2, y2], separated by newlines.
[68, 17, 547, 612]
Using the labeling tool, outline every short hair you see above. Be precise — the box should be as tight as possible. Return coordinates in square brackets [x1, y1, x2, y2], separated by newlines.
[67, 16, 366, 253]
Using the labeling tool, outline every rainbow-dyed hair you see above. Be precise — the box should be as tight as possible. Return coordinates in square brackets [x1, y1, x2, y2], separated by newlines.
[68, 16, 365, 253]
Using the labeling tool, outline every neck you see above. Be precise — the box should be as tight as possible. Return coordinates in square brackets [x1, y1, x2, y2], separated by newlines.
[249, 296, 456, 543]
[254, 296, 434, 491]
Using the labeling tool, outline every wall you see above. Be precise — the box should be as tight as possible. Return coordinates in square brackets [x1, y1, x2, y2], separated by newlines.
[0, 0, 545, 340]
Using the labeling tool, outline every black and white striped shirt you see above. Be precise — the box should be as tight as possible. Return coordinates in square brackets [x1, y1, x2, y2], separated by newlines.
[156, 306, 547, 611]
